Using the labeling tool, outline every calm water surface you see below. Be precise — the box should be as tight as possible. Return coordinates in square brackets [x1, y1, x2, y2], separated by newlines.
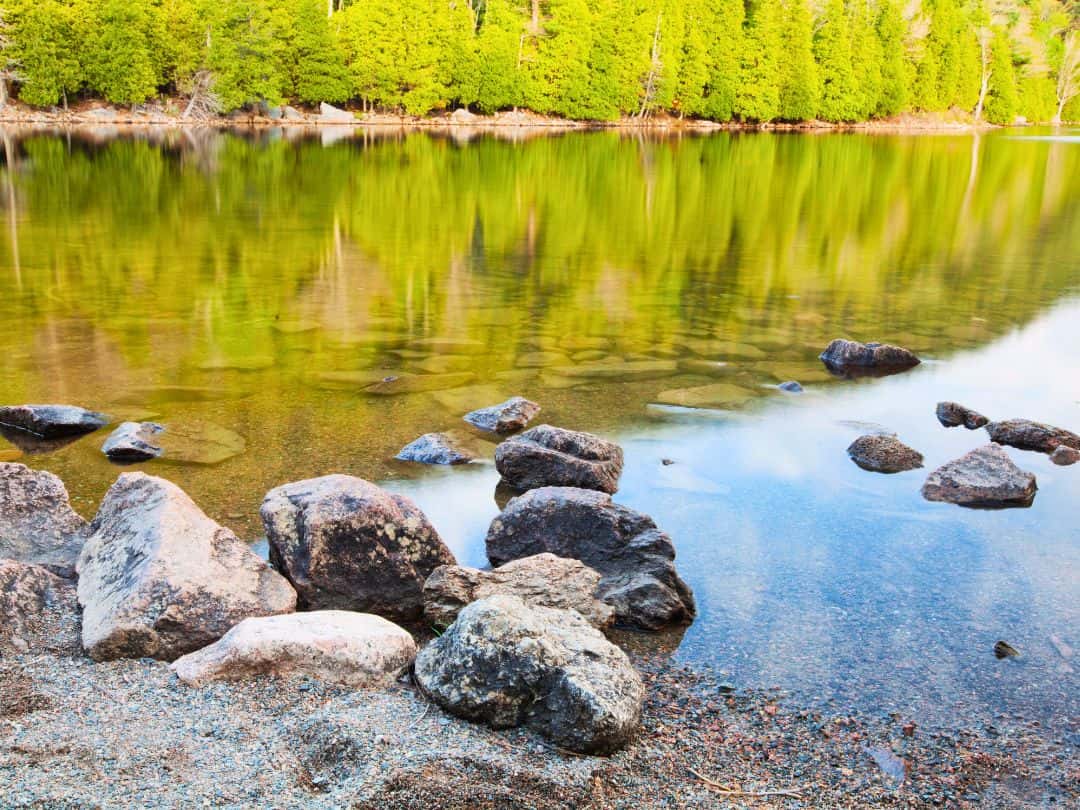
[1, 126, 1078, 727]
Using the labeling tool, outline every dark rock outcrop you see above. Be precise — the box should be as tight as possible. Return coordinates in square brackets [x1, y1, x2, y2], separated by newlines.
[847, 434, 924, 473]
[414, 595, 644, 754]
[0, 404, 109, 438]
[0, 559, 80, 655]
[936, 402, 989, 430]
[0, 463, 87, 577]
[77, 473, 296, 661]
[260, 475, 455, 622]
[396, 432, 476, 465]
[819, 339, 920, 375]
[463, 397, 541, 434]
[985, 419, 1080, 454]
[494, 425, 624, 494]
[486, 486, 695, 630]
[102, 421, 165, 462]
[921, 445, 1037, 508]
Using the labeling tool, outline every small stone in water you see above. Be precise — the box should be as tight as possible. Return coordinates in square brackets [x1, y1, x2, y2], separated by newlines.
[661, 458, 675, 466]
[778, 381, 803, 393]
[994, 640, 1019, 659]
[866, 746, 906, 785]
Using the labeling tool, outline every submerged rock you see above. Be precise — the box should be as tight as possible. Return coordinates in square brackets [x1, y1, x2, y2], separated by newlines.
[819, 339, 920, 374]
[0, 463, 87, 577]
[653, 382, 755, 410]
[463, 397, 541, 434]
[396, 432, 476, 465]
[77, 473, 296, 661]
[985, 419, 1080, 454]
[1050, 445, 1080, 466]
[486, 487, 695, 630]
[102, 421, 165, 462]
[847, 434, 924, 473]
[364, 373, 476, 395]
[994, 640, 1020, 659]
[0, 559, 80, 655]
[921, 445, 1037, 508]
[260, 475, 455, 621]
[171, 611, 416, 687]
[936, 402, 989, 430]
[414, 595, 644, 754]
[159, 420, 246, 465]
[0, 404, 109, 439]
[778, 381, 803, 393]
[423, 553, 614, 630]
[495, 424, 624, 494]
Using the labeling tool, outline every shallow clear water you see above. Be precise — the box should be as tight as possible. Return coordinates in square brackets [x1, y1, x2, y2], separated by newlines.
[1, 126, 1078, 725]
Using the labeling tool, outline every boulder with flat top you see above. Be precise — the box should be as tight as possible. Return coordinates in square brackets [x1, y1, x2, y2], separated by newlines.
[921, 445, 1037, 508]
[494, 425, 623, 494]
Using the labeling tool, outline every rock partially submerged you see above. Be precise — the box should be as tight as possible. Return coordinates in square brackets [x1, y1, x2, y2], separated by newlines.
[260, 475, 455, 622]
[819, 339, 920, 375]
[0, 559, 80, 655]
[102, 421, 165, 462]
[463, 397, 541, 434]
[171, 611, 416, 687]
[936, 402, 989, 430]
[1050, 445, 1080, 466]
[0, 463, 87, 577]
[396, 432, 476, 465]
[423, 553, 614, 630]
[986, 419, 1080, 455]
[847, 434, 924, 473]
[0, 404, 109, 438]
[921, 445, 1037, 508]
[778, 381, 803, 393]
[414, 595, 644, 754]
[494, 425, 624, 494]
[77, 473, 296, 661]
[486, 487, 695, 630]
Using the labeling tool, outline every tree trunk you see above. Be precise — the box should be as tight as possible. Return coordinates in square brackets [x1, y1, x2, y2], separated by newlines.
[0, 78, 6, 110]
[973, 32, 990, 124]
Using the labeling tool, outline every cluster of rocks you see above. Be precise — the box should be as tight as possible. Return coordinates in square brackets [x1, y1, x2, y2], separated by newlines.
[395, 396, 541, 465]
[0, 413, 694, 755]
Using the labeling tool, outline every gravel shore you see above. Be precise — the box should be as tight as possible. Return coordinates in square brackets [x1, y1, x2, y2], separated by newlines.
[2, 648, 1075, 809]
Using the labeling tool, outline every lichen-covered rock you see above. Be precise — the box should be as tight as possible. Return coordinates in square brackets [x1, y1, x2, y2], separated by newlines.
[102, 421, 165, 462]
[414, 595, 643, 754]
[0, 462, 87, 577]
[986, 419, 1080, 454]
[77, 473, 296, 661]
[0, 404, 109, 438]
[486, 487, 695, 630]
[847, 434, 924, 473]
[423, 553, 614, 630]
[1050, 445, 1080, 466]
[396, 432, 476, 465]
[494, 425, 623, 494]
[0, 559, 80, 655]
[936, 402, 989, 430]
[819, 339, 920, 373]
[921, 445, 1037, 508]
[260, 475, 455, 622]
[463, 397, 541, 434]
[171, 611, 415, 687]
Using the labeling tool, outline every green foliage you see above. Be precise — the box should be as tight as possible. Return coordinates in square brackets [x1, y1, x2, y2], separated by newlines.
[698, 0, 743, 121]
[777, 0, 819, 121]
[1018, 74, 1057, 122]
[9, 0, 81, 107]
[735, 0, 781, 122]
[984, 27, 1018, 124]
[814, 0, 859, 122]
[271, 0, 350, 104]
[875, 0, 909, 117]
[204, 0, 285, 110]
[73, 0, 164, 105]
[473, 0, 523, 113]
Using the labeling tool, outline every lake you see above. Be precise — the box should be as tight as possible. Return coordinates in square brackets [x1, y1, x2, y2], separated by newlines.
[1, 125, 1078, 728]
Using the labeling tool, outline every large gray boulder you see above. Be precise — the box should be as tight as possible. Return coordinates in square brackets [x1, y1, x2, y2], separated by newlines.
[423, 553, 614, 630]
[260, 475, 455, 622]
[921, 445, 1037, 508]
[171, 611, 416, 687]
[847, 434, 924, 473]
[0, 462, 87, 577]
[463, 397, 541, 434]
[0, 559, 80, 655]
[936, 402, 989, 430]
[76, 473, 296, 661]
[985, 419, 1080, 454]
[414, 595, 643, 754]
[486, 487, 695, 630]
[494, 425, 623, 494]
[0, 404, 109, 438]
[819, 339, 920, 374]
[319, 102, 355, 122]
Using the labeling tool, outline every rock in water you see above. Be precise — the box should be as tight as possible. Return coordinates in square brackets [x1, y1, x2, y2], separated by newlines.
[494, 425, 624, 494]
[985, 419, 1080, 454]
[847, 434, 924, 473]
[921, 445, 1037, 508]
[0, 559, 80, 655]
[396, 432, 476, 465]
[0, 463, 87, 577]
[1050, 445, 1080, 466]
[463, 397, 541, 434]
[486, 487, 695, 630]
[414, 595, 644, 754]
[936, 402, 989, 430]
[76, 473, 296, 661]
[423, 553, 614, 630]
[819, 339, 920, 374]
[0, 404, 109, 438]
[102, 421, 165, 462]
[260, 475, 455, 622]
[778, 381, 803, 393]
[171, 611, 416, 687]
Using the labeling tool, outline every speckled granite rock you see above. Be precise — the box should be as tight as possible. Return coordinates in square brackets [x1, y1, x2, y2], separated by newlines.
[102, 421, 165, 462]
[494, 425, 623, 494]
[986, 419, 1080, 454]
[0, 558, 80, 655]
[936, 402, 989, 430]
[921, 445, 1037, 508]
[847, 434, 924, 473]
[819, 339, 920, 372]
[0, 462, 87, 577]
[396, 432, 476, 465]
[464, 397, 541, 434]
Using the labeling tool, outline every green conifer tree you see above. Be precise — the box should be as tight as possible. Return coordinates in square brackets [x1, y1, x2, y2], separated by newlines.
[875, 0, 909, 116]
[204, 0, 285, 111]
[699, 0, 744, 121]
[984, 25, 1018, 123]
[474, 0, 525, 112]
[271, 0, 350, 104]
[735, 0, 781, 122]
[777, 0, 819, 121]
[75, 0, 164, 105]
[850, 0, 884, 119]
[814, 0, 859, 121]
[9, 0, 81, 107]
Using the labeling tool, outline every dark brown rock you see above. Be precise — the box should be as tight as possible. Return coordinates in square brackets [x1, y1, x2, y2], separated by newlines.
[986, 419, 1080, 454]
[463, 397, 541, 434]
[819, 339, 920, 375]
[1050, 445, 1080, 466]
[0, 404, 109, 439]
[260, 475, 455, 622]
[494, 424, 624, 494]
[921, 445, 1037, 509]
[847, 434, 924, 473]
[0, 462, 87, 577]
[486, 486, 695, 630]
[0, 559, 80, 655]
[936, 402, 989, 430]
